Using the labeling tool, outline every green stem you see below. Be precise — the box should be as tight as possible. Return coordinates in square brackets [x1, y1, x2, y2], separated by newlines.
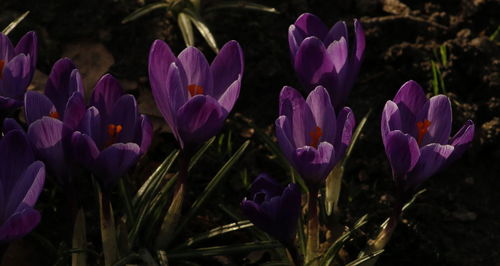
[306, 187, 319, 265]
[285, 242, 302, 266]
[99, 190, 119, 266]
[119, 179, 135, 226]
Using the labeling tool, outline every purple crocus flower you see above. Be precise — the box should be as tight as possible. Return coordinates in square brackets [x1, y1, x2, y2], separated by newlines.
[0, 31, 37, 111]
[0, 129, 45, 242]
[24, 58, 86, 183]
[381, 80, 475, 194]
[288, 13, 365, 110]
[275, 86, 355, 188]
[71, 74, 152, 189]
[241, 173, 301, 245]
[148, 40, 243, 154]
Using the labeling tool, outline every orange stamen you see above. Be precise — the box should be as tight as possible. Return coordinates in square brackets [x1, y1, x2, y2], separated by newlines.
[49, 111, 60, 119]
[0, 60, 5, 79]
[416, 119, 431, 145]
[187, 84, 204, 96]
[309, 126, 323, 148]
[105, 123, 123, 147]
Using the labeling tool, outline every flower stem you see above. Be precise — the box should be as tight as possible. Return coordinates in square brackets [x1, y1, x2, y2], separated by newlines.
[155, 152, 191, 249]
[306, 187, 319, 265]
[99, 190, 119, 266]
[284, 242, 302, 266]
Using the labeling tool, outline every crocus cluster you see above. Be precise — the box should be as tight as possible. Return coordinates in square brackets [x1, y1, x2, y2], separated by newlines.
[381, 80, 475, 198]
[288, 13, 365, 110]
[0, 129, 45, 242]
[0, 32, 37, 111]
[275, 86, 355, 188]
[149, 40, 243, 154]
[240, 174, 301, 246]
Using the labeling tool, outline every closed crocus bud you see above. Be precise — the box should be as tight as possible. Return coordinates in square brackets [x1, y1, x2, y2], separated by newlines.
[24, 58, 86, 184]
[0, 31, 37, 111]
[275, 86, 355, 188]
[288, 13, 365, 110]
[241, 174, 301, 245]
[148, 40, 244, 154]
[71, 74, 152, 190]
[0, 129, 45, 243]
[381, 80, 474, 196]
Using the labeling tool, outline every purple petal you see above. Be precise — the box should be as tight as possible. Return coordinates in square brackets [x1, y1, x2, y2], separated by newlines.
[381, 101, 402, 146]
[80, 107, 103, 146]
[323, 21, 348, 46]
[249, 173, 283, 199]
[294, 37, 335, 91]
[279, 86, 316, 148]
[419, 95, 452, 145]
[2, 118, 23, 133]
[276, 183, 301, 243]
[0, 204, 40, 242]
[275, 115, 295, 162]
[0, 96, 20, 110]
[292, 142, 335, 186]
[24, 91, 56, 125]
[334, 107, 355, 163]
[293, 13, 328, 40]
[393, 80, 428, 137]
[384, 130, 420, 180]
[14, 31, 37, 68]
[5, 161, 44, 217]
[448, 120, 474, 163]
[94, 143, 140, 189]
[0, 33, 14, 61]
[240, 199, 272, 237]
[27, 117, 70, 181]
[210, 40, 244, 99]
[148, 40, 179, 92]
[71, 131, 100, 169]
[353, 19, 366, 62]
[407, 143, 454, 188]
[177, 46, 213, 96]
[45, 58, 82, 114]
[0, 54, 31, 100]
[175, 95, 226, 150]
[90, 74, 123, 120]
[217, 74, 241, 113]
[109, 94, 138, 143]
[326, 37, 348, 74]
[305, 86, 336, 143]
[63, 92, 86, 130]
[0, 130, 35, 191]
[136, 114, 153, 154]
[288, 25, 306, 59]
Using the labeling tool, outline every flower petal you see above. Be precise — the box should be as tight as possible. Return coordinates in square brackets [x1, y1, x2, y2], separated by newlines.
[94, 143, 140, 189]
[0, 54, 31, 100]
[210, 40, 244, 100]
[381, 100, 402, 146]
[109, 94, 138, 143]
[14, 31, 37, 68]
[323, 21, 348, 46]
[175, 95, 226, 151]
[293, 13, 328, 40]
[334, 107, 355, 163]
[275, 115, 295, 163]
[279, 86, 316, 148]
[178, 46, 213, 96]
[448, 120, 474, 163]
[407, 143, 454, 188]
[5, 161, 44, 217]
[71, 131, 100, 169]
[292, 142, 335, 186]
[393, 80, 428, 137]
[276, 183, 301, 243]
[63, 92, 86, 130]
[294, 37, 335, 91]
[80, 106, 103, 146]
[384, 130, 420, 179]
[248, 173, 283, 199]
[2, 118, 23, 133]
[420, 95, 452, 145]
[0, 130, 35, 191]
[306, 86, 336, 143]
[45, 58, 82, 114]
[24, 91, 57, 125]
[136, 114, 153, 154]
[0, 33, 14, 61]
[0, 204, 40, 242]
[217, 74, 241, 113]
[90, 74, 123, 120]
[288, 24, 305, 59]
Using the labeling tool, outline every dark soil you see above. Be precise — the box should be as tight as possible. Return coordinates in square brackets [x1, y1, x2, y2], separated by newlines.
[0, 0, 499, 265]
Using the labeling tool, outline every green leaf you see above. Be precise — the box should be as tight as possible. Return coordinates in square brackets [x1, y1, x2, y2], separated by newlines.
[163, 240, 281, 259]
[345, 250, 384, 266]
[439, 45, 448, 67]
[121, 2, 170, 24]
[119, 179, 135, 226]
[174, 220, 254, 250]
[98, 189, 119, 266]
[178, 12, 195, 47]
[205, 1, 279, 14]
[320, 214, 368, 266]
[182, 8, 219, 53]
[174, 140, 250, 238]
[489, 25, 500, 41]
[2, 11, 30, 35]
[431, 60, 440, 95]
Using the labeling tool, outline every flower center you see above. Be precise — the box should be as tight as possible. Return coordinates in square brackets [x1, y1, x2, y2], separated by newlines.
[106, 123, 123, 147]
[187, 84, 204, 96]
[49, 111, 60, 119]
[416, 119, 431, 145]
[0, 60, 5, 79]
[309, 126, 323, 148]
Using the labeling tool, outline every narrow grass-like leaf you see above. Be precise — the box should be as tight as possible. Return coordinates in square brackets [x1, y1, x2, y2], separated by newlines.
[72, 208, 87, 266]
[205, 1, 279, 14]
[320, 214, 368, 266]
[178, 12, 195, 47]
[119, 179, 135, 226]
[175, 220, 253, 250]
[431, 60, 439, 95]
[437, 65, 446, 94]
[99, 189, 119, 266]
[489, 25, 500, 41]
[174, 140, 250, 237]
[346, 250, 384, 266]
[164, 240, 281, 258]
[439, 45, 448, 67]
[2, 11, 30, 35]
[381, 189, 426, 229]
[182, 8, 219, 53]
[121, 2, 170, 24]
